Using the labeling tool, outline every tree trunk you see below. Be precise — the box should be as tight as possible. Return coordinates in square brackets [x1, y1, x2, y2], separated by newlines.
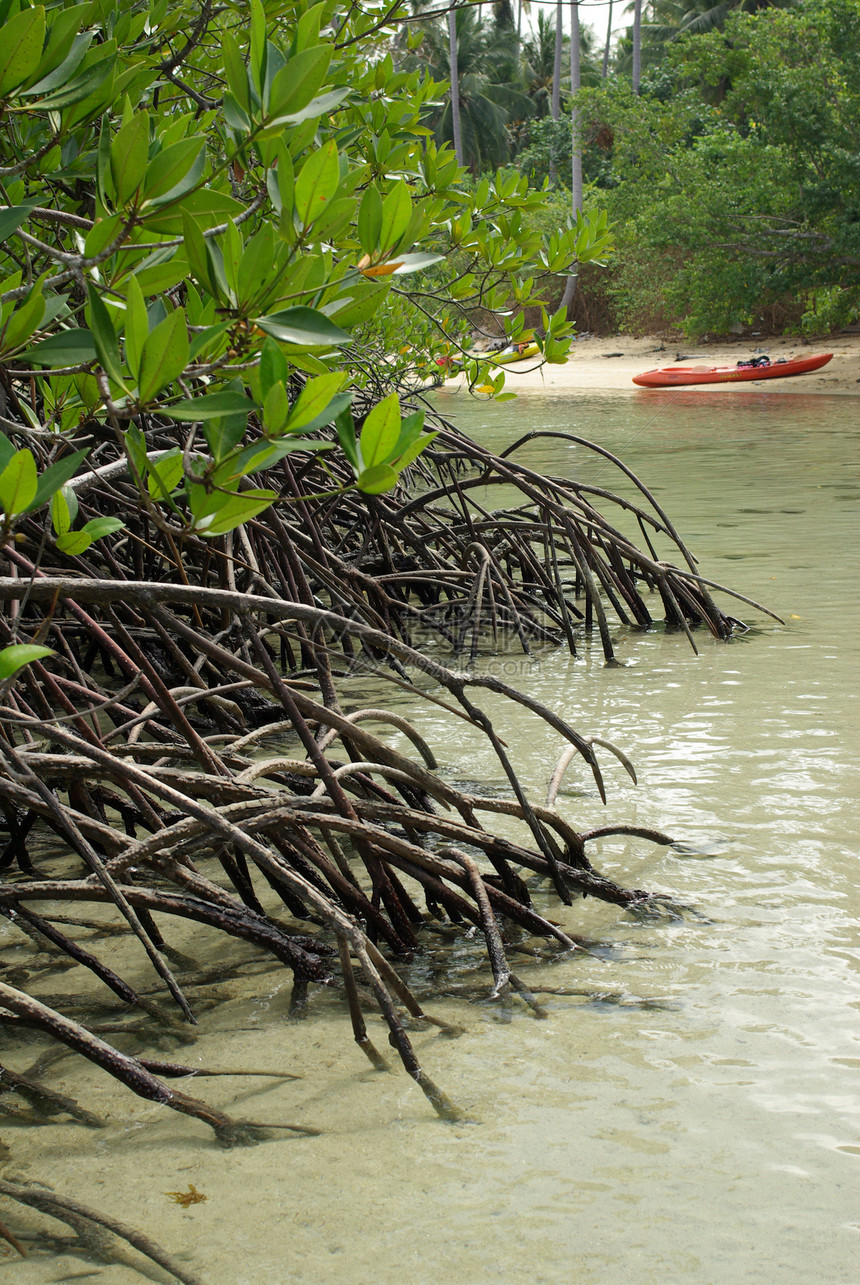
[632, 0, 642, 95]
[551, 0, 563, 122]
[602, 0, 613, 78]
[448, 10, 464, 166]
[561, 0, 582, 315]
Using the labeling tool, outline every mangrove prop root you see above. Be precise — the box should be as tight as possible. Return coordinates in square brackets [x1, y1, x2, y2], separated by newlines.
[0, 417, 764, 1131]
[0, 1179, 208, 1285]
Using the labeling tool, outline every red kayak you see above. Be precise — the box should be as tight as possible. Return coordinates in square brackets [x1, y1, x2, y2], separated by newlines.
[632, 352, 833, 388]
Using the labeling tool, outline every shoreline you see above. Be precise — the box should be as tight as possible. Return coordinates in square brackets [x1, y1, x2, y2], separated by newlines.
[443, 333, 860, 395]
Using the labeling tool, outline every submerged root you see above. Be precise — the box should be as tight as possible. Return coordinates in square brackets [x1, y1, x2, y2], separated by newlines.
[0, 416, 767, 1148]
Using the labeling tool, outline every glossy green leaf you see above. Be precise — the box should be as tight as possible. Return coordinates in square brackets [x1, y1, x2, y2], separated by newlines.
[357, 186, 382, 256]
[0, 202, 38, 243]
[141, 138, 204, 203]
[0, 644, 54, 682]
[37, 55, 112, 110]
[285, 372, 350, 432]
[22, 328, 96, 367]
[295, 141, 339, 227]
[0, 449, 38, 517]
[356, 463, 398, 494]
[169, 390, 257, 421]
[81, 515, 125, 540]
[359, 394, 401, 469]
[0, 6, 45, 96]
[111, 111, 149, 205]
[24, 31, 92, 96]
[258, 336, 288, 398]
[262, 382, 289, 435]
[379, 180, 411, 252]
[137, 307, 188, 403]
[123, 274, 147, 381]
[268, 45, 331, 120]
[25, 447, 89, 513]
[55, 529, 92, 555]
[146, 448, 183, 499]
[254, 306, 349, 347]
[192, 487, 278, 536]
[87, 286, 126, 388]
[1, 289, 45, 352]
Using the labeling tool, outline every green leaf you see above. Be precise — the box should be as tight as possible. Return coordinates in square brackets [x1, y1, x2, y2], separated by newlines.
[265, 87, 348, 131]
[393, 429, 438, 471]
[254, 306, 349, 347]
[81, 515, 125, 540]
[222, 32, 249, 111]
[1, 288, 45, 353]
[0, 449, 38, 517]
[334, 411, 358, 471]
[37, 54, 112, 110]
[142, 148, 206, 213]
[181, 211, 216, 297]
[137, 307, 188, 403]
[390, 409, 425, 459]
[192, 487, 278, 536]
[235, 437, 332, 475]
[87, 286, 126, 388]
[0, 202, 39, 243]
[50, 487, 73, 537]
[141, 138, 204, 203]
[111, 111, 149, 205]
[268, 45, 331, 121]
[379, 180, 411, 252]
[249, 0, 266, 95]
[356, 463, 398, 495]
[262, 382, 289, 435]
[123, 274, 148, 381]
[357, 186, 382, 256]
[169, 390, 257, 421]
[0, 644, 54, 682]
[0, 433, 13, 471]
[359, 394, 401, 469]
[24, 30, 91, 96]
[294, 140, 339, 227]
[285, 372, 350, 432]
[0, 5, 45, 97]
[22, 328, 96, 367]
[25, 447, 88, 513]
[146, 448, 183, 499]
[258, 335, 288, 397]
[55, 529, 92, 555]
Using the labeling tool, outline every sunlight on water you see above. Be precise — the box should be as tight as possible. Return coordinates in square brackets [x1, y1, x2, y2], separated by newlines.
[5, 390, 858, 1283]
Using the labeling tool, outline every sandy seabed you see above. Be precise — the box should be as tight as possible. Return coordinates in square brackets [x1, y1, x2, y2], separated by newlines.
[448, 332, 860, 396]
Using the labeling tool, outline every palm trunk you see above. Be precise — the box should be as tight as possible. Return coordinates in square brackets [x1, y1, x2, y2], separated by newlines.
[551, 0, 563, 122]
[632, 0, 642, 94]
[448, 10, 464, 167]
[561, 0, 582, 315]
[602, 0, 613, 78]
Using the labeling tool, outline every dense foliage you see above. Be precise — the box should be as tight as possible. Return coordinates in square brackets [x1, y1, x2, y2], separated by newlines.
[0, 0, 612, 564]
[568, 0, 860, 335]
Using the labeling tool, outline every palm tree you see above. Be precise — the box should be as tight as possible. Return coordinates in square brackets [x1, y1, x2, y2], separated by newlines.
[603, 0, 614, 77]
[448, 10, 464, 166]
[522, 9, 565, 117]
[632, 0, 642, 92]
[413, 7, 532, 173]
[560, 0, 583, 314]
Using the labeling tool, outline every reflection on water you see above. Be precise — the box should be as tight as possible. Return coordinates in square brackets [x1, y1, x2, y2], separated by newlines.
[4, 391, 858, 1283]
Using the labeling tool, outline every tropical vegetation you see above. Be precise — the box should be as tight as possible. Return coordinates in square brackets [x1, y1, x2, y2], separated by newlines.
[0, 0, 822, 1270]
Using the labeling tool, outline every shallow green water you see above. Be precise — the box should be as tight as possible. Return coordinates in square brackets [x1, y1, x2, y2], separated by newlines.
[4, 388, 858, 1283]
